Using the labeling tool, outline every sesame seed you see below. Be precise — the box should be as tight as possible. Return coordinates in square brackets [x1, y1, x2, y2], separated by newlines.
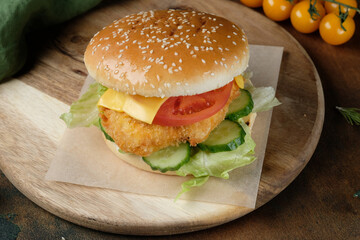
[201, 59, 206, 64]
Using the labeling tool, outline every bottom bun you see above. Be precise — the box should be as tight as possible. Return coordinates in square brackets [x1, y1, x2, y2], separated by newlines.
[104, 112, 257, 176]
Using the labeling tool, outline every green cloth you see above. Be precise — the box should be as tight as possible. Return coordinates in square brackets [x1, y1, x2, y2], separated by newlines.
[0, 0, 101, 82]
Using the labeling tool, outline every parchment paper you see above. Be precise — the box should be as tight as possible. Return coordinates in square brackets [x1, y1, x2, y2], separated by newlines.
[46, 45, 283, 207]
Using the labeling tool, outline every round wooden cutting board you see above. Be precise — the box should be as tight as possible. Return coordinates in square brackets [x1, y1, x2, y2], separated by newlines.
[0, 0, 324, 235]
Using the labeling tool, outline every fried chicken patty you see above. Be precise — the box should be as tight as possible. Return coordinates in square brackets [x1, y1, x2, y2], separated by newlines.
[100, 84, 240, 156]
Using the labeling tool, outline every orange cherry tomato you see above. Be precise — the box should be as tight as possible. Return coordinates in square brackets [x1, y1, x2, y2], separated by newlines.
[319, 13, 355, 45]
[324, 0, 357, 18]
[300, 0, 324, 5]
[263, 0, 298, 21]
[240, 0, 263, 8]
[291, 1, 326, 33]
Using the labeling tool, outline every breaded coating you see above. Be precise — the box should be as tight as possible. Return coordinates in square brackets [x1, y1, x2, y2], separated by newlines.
[100, 84, 240, 156]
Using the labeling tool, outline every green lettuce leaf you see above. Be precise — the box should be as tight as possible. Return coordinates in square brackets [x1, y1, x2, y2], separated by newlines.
[250, 87, 281, 113]
[176, 121, 256, 195]
[175, 176, 209, 200]
[242, 73, 281, 113]
[60, 82, 107, 128]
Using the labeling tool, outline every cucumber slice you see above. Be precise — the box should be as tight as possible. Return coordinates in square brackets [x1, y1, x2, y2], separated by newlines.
[226, 89, 254, 121]
[99, 118, 114, 142]
[198, 120, 246, 153]
[142, 143, 191, 173]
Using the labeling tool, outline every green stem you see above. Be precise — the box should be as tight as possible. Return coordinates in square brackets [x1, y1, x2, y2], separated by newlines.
[308, 0, 321, 20]
[337, 6, 349, 31]
[323, 0, 360, 13]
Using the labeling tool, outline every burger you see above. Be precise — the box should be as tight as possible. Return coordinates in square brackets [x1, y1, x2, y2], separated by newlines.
[61, 9, 279, 195]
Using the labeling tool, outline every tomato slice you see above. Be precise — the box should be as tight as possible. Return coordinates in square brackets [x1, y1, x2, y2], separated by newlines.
[153, 81, 234, 126]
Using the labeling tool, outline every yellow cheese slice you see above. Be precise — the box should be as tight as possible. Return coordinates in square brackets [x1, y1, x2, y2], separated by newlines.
[97, 88, 126, 112]
[97, 89, 168, 124]
[234, 75, 244, 89]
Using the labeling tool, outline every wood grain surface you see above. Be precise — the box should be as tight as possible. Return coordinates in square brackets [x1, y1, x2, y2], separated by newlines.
[0, 0, 328, 237]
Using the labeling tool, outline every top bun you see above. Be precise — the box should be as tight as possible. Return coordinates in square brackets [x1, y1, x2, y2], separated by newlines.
[84, 9, 249, 97]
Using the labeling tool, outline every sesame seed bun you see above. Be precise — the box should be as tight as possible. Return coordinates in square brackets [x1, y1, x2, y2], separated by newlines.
[84, 9, 249, 97]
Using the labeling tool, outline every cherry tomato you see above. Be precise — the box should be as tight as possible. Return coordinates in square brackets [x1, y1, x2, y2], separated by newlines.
[263, 0, 298, 21]
[319, 13, 355, 45]
[291, 1, 326, 33]
[240, 0, 263, 8]
[325, 0, 357, 18]
[300, 0, 324, 5]
[153, 82, 234, 126]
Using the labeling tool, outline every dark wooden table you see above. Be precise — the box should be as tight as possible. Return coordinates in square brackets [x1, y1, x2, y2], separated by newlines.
[1, 2, 359, 239]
